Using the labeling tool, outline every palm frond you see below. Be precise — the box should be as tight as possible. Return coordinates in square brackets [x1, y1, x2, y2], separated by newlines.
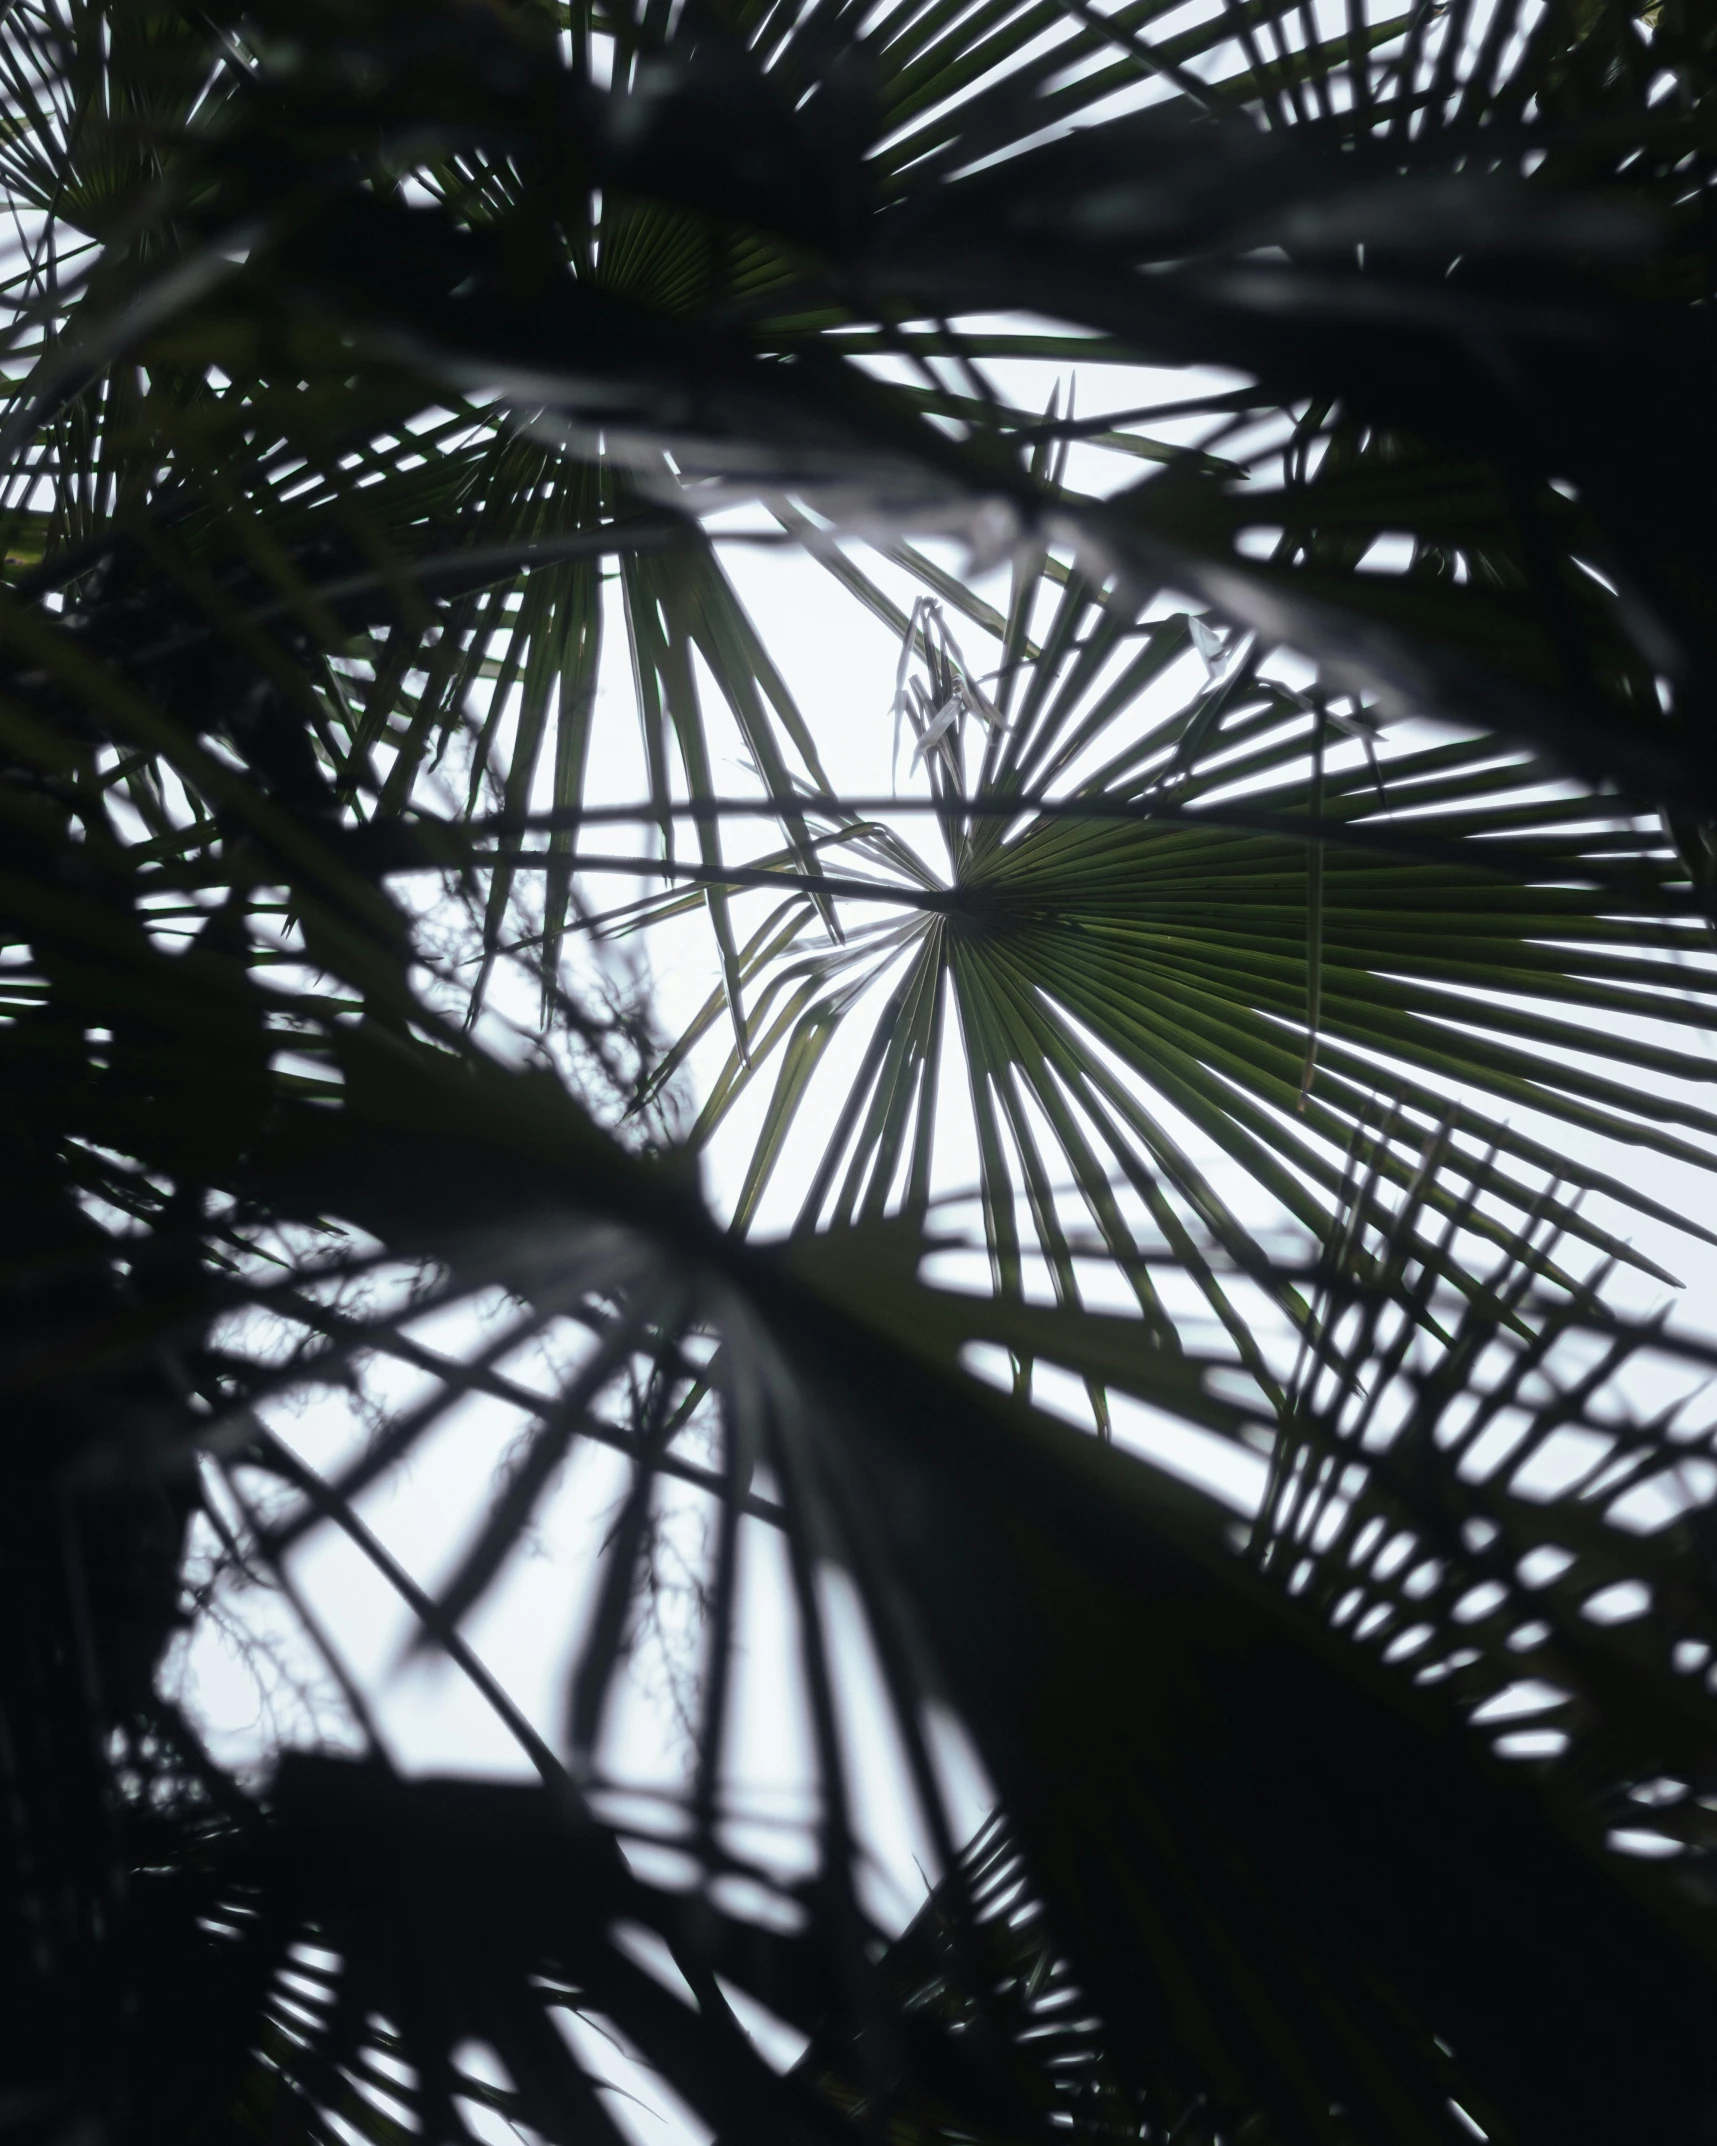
[638, 586, 1714, 1362]
[3, 3, 1717, 2140]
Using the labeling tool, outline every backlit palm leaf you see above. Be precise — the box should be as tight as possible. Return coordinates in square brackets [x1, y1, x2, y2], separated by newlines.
[2, 0, 1717, 2140]
[642, 573, 1715, 1378]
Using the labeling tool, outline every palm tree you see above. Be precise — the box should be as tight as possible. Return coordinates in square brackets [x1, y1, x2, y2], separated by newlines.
[0, 0, 1714, 2139]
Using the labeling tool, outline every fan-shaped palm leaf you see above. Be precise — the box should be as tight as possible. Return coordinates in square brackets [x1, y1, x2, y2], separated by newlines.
[637, 559, 1715, 1391]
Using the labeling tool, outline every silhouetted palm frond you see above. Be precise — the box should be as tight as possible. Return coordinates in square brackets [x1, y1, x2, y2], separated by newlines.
[3, 0, 1716, 2140]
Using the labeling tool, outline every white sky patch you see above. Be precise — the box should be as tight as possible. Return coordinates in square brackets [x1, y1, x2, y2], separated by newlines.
[554, 2010, 717, 2146]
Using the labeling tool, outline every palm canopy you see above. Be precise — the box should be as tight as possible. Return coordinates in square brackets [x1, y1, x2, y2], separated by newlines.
[0, 0, 1715, 2143]
[5, 0, 1713, 1332]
